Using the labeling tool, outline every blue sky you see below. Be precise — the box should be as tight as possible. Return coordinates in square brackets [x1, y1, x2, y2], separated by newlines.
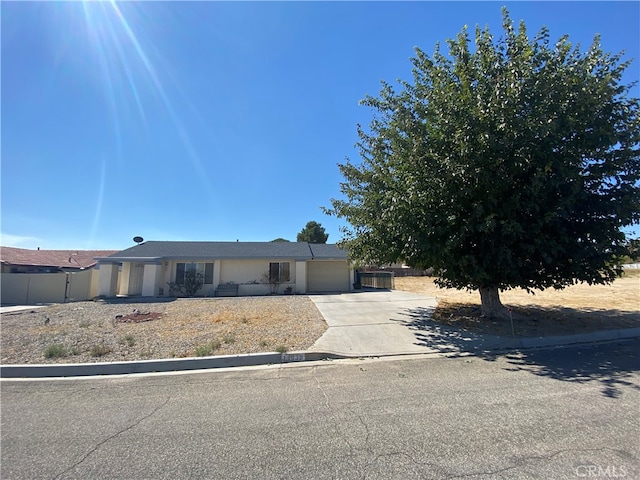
[2, 1, 638, 251]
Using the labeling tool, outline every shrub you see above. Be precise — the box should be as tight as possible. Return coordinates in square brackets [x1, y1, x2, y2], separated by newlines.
[167, 270, 204, 297]
[43, 344, 68, 359]
[275, 345, 288, 353]
[89, 344, 112, 357]
[118, 335, 136, 347]
[194, 340, 221, 357]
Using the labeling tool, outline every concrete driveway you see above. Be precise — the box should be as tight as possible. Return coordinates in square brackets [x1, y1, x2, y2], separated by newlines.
[308, 290, 439, 356]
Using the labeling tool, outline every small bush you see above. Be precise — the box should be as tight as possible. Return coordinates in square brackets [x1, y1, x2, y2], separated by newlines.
[223, 334, 235, 344]
[43, 344, 68, 359]
[275, 345, 288, 354]
[89, 344, 112, 357]
[167, 270, 204, 297]
[118, 335, 136, 347]
[79, 320, 91, 328]
[259, 340, 268, 347]
[194, 340, 221, 357]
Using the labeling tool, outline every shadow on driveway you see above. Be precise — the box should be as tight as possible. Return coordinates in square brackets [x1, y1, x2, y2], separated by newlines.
[392, 306, 513, 354]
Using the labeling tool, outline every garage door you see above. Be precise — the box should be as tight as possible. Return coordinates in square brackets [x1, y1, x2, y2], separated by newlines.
[307, 261, 350, 292]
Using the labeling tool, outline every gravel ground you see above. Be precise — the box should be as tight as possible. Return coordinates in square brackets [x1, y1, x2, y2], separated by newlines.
[0, 296, 327, 365]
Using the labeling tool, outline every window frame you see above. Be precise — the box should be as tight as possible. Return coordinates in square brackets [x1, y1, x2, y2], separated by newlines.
[269, 261, 290, 283]
[175, 262, 214, 285]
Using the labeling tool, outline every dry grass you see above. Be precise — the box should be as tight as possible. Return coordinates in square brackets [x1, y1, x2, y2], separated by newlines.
[0, 296, 327, 364]
[394, 271, 640, 337]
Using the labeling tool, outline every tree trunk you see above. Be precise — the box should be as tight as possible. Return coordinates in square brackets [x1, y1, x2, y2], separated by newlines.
[479, 286, 509, 319]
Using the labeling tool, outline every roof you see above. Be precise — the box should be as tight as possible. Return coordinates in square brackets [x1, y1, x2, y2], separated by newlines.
[0, 247, 118, 269]
[306, 243, 349, 260]
[99, 241, 347, 262]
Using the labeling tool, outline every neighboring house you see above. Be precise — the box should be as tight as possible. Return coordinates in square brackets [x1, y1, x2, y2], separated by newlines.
[95, 241, 352, 298]
[1, 247, 116, 273]
[0, 247, 118, 305]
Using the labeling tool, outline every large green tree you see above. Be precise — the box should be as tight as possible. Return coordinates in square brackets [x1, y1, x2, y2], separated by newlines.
[297, 221, 329, 243]
[327, 9, 639, 318]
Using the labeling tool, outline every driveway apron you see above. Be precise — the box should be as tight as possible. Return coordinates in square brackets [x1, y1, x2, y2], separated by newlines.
[308, 290, 439, 356]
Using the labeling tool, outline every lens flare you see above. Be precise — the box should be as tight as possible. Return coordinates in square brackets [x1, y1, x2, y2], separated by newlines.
[80, 1, 213, 179]
[76, 1, 215, 239]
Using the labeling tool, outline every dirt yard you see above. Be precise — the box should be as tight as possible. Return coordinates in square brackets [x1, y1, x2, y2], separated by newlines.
[0, 296, 327, 365]
[395, 272, 639, 337]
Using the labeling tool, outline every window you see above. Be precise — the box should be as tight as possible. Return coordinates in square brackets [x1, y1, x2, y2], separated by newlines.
[175, 262, 214, 284]
[269, 262, 290, 282]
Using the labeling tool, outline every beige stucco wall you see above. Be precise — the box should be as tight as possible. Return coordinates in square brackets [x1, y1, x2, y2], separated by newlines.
[295, 261, 307, 294]
[1, 269, 98, 305]
[220, 259, 295, 295]
[98, 257, 349, 298]
[142, 263, 162, 296]
[161, 259, 298, 297]
[66, 270, 93, 302]
[96, 263, 120, 297]
[220, 259, 272, 284]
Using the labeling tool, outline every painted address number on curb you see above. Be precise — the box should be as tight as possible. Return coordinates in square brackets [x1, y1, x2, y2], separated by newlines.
[281, 353, 306, 362]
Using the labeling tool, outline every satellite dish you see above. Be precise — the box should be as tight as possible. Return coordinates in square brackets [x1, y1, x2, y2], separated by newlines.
[133, 236, 144, 244]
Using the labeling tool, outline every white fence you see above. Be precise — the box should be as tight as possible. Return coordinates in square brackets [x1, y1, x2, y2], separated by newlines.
[1, 269, 98, 305]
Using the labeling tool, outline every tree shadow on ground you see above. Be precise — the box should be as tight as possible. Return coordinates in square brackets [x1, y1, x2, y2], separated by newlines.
[434, 302, 639, 337]
[393, 306, 640, 398]
[496, 342, 640, 399]
[392, 306, 514, 354]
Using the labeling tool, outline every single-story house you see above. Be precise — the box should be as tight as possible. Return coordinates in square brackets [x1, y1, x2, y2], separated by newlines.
[94, 241, 352, 298]
[0, 247, 118, 305]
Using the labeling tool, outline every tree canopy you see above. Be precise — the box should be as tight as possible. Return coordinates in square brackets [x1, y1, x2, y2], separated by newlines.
[271, 238, 291, 242]
[297, 221, 329, 243]
[327, 9, 640, 318]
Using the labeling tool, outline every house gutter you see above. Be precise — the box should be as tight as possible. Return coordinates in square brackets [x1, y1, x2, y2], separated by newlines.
[94, 256, 163, 263]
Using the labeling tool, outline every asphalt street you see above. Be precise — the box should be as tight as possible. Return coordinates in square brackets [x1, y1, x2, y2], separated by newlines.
[2, 339, 639, 479]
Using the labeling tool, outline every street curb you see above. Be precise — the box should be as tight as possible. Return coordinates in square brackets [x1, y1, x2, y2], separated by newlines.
[0, 351, 347, 379]
[517, 327, 640, 349]
[1, 328, 638, 379]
